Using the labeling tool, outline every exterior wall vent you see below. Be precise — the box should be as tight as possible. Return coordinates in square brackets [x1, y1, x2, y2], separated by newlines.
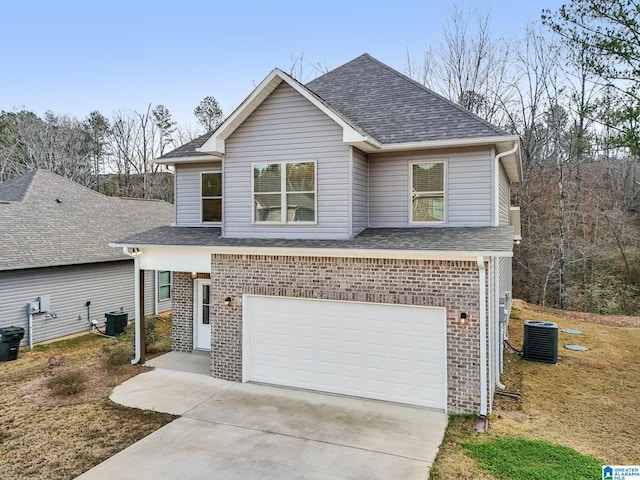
[523, 320, 558, 364]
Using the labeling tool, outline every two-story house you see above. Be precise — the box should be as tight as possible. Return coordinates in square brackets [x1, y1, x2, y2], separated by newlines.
[115, 54, 522, 416]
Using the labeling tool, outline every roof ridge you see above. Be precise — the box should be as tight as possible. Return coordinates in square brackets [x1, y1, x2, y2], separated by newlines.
[0, 169, 38, 202]
[28, 169, 110, 201]
[358, 55, 508, 137]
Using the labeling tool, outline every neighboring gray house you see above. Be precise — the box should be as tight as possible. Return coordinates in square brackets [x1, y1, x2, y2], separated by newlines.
[115, 54, 522, 416]
[0, 170, 174, 346]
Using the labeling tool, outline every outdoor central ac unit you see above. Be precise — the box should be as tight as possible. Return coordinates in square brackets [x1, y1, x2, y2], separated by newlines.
[523, 320, 558, 364]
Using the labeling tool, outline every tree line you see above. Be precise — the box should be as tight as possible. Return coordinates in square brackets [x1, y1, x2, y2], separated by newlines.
[405, 1, 639, 314]
[0, 97, 223, 202]
[1, 0, 638, 314]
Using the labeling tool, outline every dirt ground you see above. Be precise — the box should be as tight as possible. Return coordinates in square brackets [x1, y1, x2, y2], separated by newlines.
[0, 320, 175, 480]
[430, 300, 640, 479]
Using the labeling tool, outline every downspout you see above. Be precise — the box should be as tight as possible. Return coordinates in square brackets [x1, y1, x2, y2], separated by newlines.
[495, 141, 519, 170]
[132, 254, 142, 364]
[477, 256, 488, 417]
[28, 310, 34, 350]
[123, 246, 142, 365]
[493, 141, 518, 393]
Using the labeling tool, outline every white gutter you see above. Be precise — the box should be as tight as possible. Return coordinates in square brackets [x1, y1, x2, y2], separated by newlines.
[477, 256, 488, 417]
[494, 140, 519, 165]
[109, 242, 512, 262]
[377, 135, 520, 152]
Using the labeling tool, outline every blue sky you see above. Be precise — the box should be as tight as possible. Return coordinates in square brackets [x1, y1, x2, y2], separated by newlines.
[2, 0, 565, 130]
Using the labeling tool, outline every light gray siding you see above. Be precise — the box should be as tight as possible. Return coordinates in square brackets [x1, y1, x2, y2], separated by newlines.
[175, 162, 222, 226]
[498, 256, 512, 301]
[224, 83, 351, 239]
[498, 164, 510, 226]
[369, 147, 493, 227]
[352, 148, 368, 236]
[144, 269, 155, 316]
[0, 261, 141, 345]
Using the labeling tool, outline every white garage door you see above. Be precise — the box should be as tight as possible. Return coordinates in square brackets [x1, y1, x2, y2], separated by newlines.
[243, 295, 447, 410]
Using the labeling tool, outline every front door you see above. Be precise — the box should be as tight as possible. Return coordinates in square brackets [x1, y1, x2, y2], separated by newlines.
[194, 279, 211, 351]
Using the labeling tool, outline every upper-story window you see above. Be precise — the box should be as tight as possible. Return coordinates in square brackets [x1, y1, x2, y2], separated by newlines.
[411, 161, 445, 223]
[252, 161, 316, 223]
[201, 171, 222, 223]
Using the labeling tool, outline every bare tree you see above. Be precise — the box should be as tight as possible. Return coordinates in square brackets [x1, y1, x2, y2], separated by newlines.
[405, 5, 513, 125]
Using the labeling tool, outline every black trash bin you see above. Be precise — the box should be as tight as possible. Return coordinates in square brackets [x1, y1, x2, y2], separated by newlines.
[104, 311, 128, 337]
[0, 326, 25, 361]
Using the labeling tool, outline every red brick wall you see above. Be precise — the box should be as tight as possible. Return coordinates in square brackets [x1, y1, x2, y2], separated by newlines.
[210, 255, 484, 414]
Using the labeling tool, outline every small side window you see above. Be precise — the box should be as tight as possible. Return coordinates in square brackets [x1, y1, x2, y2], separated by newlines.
[202, 172, 222, 222]
[158, 271, 171, 301]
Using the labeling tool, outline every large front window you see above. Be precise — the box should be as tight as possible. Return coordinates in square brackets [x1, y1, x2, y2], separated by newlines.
[253, 161, 316, 223]
[201, 172, 222, 222]
[411, 162, 445, 222]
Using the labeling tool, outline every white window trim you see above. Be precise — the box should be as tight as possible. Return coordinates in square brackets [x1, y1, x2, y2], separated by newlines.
[409, 159, 447, 225]
[157, 270, 171, 302]
[200, 170, 222, 224]
[251, 160, 317, 225]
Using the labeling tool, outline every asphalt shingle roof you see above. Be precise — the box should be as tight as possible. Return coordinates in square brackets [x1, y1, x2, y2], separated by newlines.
[159, 53, 510, 159]
[306, 54, 509, 144]
[159, 132, 213, 159]
[115, 225, 514, 254]
[0, 170, 175, 271]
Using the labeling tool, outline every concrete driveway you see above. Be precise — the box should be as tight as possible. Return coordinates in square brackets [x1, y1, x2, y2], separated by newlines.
[76, 367, 448, 480]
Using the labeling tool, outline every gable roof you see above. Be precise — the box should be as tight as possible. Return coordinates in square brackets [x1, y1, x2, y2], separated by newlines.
[0, 170, 174, 271]
[157, 53, 520, 180]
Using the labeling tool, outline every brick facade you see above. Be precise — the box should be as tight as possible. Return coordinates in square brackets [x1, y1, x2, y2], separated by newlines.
[209, 254, 486, 414]
[171, 272, 210, 352]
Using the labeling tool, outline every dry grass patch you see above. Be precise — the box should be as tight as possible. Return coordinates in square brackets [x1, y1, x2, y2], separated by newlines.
[430, 301, 640, 479]
[0, 317, 176, 480]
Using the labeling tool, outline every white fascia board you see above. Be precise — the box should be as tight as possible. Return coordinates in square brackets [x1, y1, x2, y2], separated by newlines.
[196, 68, 376, 155]
[154, 154, 223, 166]
[197, 69, 284, 154]
[110, 242, 511, 262]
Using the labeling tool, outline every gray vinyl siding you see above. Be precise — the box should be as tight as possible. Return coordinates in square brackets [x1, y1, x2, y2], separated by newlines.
[352, 148, 369, 236]
[175, 162, 222, 226]
[498, 164, 510, 226]
[368, 147, 493, 227]
[0, 261, 145, 345]
[498, 256, 512, 301]
[224, 83, 351, 239]
[144, 269, 155, 316]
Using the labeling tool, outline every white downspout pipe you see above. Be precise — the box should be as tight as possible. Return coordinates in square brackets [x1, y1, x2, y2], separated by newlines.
[122, 246, 142, 365]
[132, 254, 142, 365]
[495, 141, 519, 168]
[477, 256, 488, 417]
[28, 311, 34, 350]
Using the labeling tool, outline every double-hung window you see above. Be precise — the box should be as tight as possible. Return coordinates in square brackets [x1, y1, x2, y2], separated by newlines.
[252, 161, 316, 223]
[411, 161, 445, 223]
[201, 171, 222, 223]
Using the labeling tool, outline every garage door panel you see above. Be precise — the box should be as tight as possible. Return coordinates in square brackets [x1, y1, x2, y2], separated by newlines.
[244, 296, 447, 410]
